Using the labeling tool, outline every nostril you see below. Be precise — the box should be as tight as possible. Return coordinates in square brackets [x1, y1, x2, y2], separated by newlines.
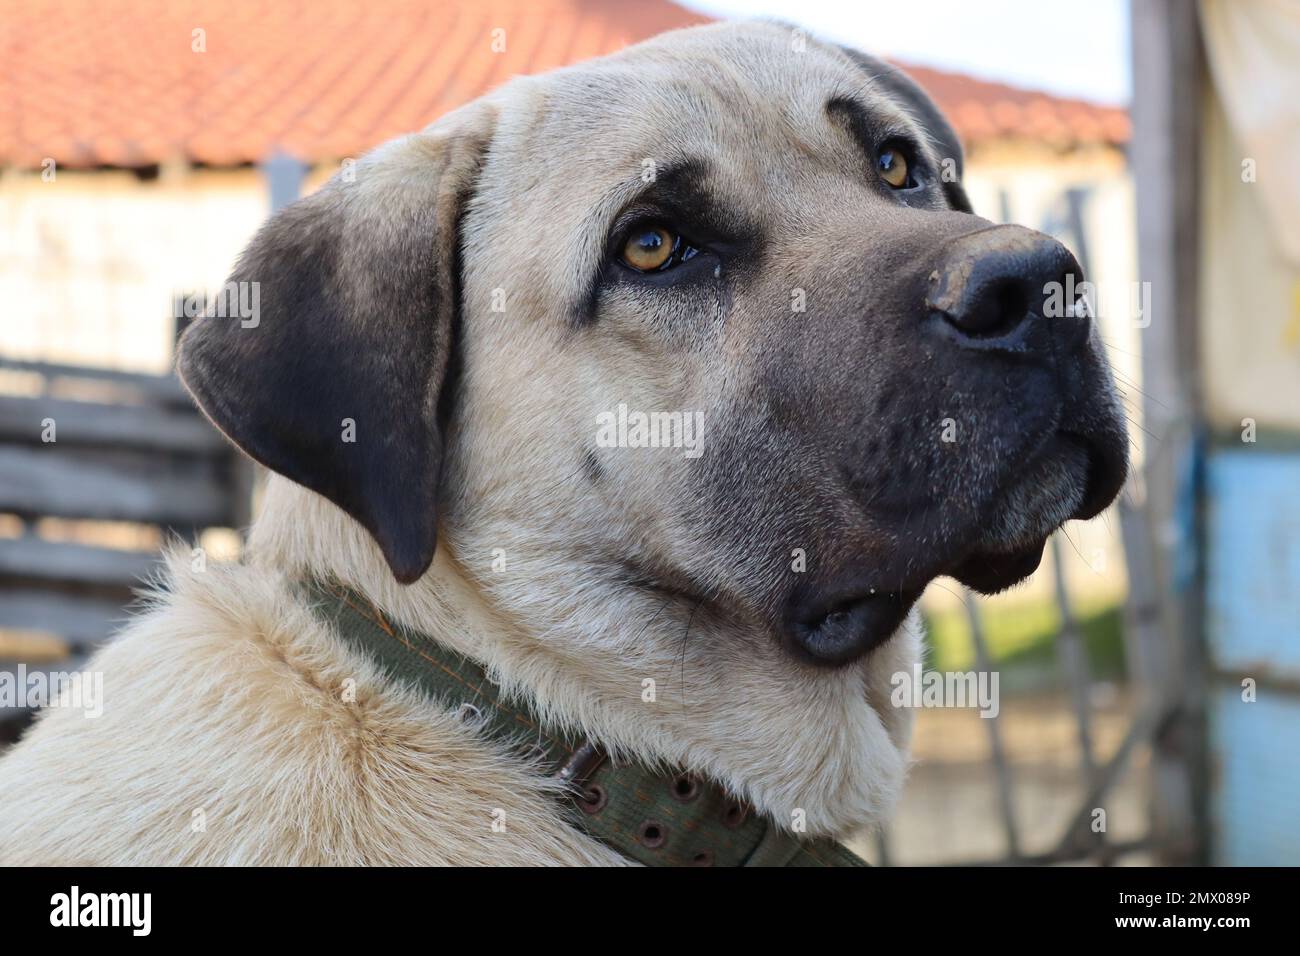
[986, 277, 1031, 334]
[935, 275, 1033, 340]
[926, 228, 1085, 350]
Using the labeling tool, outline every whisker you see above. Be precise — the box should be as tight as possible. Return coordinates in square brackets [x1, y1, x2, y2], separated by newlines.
[1123, 413, 1159, 441]
[1110, 370, 1170, 410]
[1058, 526, 1096, 574]
[676, 599, 700, 718]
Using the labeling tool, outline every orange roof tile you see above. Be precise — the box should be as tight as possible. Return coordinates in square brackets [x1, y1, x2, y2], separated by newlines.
[899, 62, 1131, 151]
[0, 0, 1128, 170]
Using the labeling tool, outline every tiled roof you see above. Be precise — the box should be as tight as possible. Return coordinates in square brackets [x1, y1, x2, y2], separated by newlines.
[0, 0, 1128, 169]
[901, 63, 1131, 150]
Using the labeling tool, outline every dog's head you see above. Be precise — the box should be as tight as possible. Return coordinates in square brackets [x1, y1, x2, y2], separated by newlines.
[181, 20, 1126, 679]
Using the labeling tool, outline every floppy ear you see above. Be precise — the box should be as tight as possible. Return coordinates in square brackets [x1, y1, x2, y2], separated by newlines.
[178, 104, 496, 584]
[839, 47, 974, 214]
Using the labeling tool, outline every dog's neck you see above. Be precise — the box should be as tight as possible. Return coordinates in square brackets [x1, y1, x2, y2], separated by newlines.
[247, 475, 918, 837]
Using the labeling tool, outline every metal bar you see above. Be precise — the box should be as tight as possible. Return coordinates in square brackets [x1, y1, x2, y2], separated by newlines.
[1050, 535, 1097, 779]
[1051, 701, 1171, 858]
[1063, 187, 1093, 275]
[963, 590, 1022, 862]
[1048, 535, 1103, 862]
[1117, 489, 1166, 698]
[262, 150, 308, 213]
[997, 188, 1013, 225]
[946, 835, 1186, 868]
[873, 827, 893, 867]
[1115, 488, 1177, 854]
[1130, 0, 1210, 864]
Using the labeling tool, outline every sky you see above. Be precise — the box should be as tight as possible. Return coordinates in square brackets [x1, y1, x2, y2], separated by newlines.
[680, 0, 1132, 105]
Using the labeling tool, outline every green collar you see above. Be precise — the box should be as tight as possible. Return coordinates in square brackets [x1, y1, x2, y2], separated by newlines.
[302, 578, 867, 867]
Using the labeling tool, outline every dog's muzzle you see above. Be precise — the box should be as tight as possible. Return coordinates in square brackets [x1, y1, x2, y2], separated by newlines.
[782, 224, 1128, 668]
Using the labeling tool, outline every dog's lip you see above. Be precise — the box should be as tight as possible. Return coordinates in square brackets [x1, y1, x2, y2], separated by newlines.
[782, 537, 1047, 665]
[783, 584, 923, 668]
[784, 537, 1045, 667]
[945, 538, 1048, 595]
[1059, 428, 1128, 522]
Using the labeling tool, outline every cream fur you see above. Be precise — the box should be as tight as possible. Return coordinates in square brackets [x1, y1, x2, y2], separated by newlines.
[0, 487, 918, 863]
[0, 21, 927, 865]
[0, 547, 625, 865]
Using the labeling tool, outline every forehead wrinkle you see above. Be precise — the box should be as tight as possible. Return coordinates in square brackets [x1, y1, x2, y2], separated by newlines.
[865, 90, 945, 168]
[572, 155, 703, 263]
[826, 89, 938, 172]
[564, 157, 716, 325]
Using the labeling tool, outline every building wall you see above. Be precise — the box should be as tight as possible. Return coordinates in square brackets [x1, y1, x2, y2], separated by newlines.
[1, 167, 255, 372]
[0, 165, 326, 374]
[1208, 449, 1300, 865]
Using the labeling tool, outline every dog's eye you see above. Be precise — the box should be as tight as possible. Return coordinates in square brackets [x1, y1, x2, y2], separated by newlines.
[623, 226, 673, 270]
[877, 147, 912, 189]
[619, 225, 699, 273]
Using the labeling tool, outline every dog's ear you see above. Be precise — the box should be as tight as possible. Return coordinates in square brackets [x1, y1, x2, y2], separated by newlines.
[178, 104, 496, 584]
[839, 47, 974, 214]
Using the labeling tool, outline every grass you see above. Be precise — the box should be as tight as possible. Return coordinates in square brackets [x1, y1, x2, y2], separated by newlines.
[921, 596, 1127, 688]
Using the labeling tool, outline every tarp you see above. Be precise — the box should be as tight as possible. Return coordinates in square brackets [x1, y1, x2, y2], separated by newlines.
[1199, 0, 1300, 430]
[1201, 0, 1300, 264]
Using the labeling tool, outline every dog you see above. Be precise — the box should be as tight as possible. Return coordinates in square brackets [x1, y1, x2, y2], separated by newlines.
[0, 20, 1127, 865]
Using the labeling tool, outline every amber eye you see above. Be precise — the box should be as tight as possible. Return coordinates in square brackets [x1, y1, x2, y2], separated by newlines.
[877, 147, 910, 189]
[621, 226, 676, 271]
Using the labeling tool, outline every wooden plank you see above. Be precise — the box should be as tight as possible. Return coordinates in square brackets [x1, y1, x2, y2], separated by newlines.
[0, 588, 127, 651]
[0, 537, 160, 590]
[0, 446, 233, 526]
[0, 394, 226, 454]
[0, 357, 189, 405]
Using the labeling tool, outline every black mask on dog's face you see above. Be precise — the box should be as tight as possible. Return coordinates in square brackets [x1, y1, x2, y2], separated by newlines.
[573, 50, 1127, 667]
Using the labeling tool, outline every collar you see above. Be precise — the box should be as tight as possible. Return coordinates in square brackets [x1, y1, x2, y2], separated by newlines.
[301, 577, 868, 867]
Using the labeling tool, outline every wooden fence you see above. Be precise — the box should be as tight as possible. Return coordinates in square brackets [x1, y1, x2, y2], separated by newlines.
[0, 356, 250, 739]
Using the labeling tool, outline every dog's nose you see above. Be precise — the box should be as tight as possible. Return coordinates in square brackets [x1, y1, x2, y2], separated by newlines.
[926, 225, 1086, 351]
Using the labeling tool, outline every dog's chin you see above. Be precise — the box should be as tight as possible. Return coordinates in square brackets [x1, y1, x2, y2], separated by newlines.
[780, 541, 1047, 668]
[946, 537, 1048, 594]
[784, 431, 1124, 668]
[948, 436, 1088, 595]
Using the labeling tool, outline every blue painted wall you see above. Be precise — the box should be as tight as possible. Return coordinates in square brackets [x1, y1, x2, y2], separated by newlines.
[1206, 449, 1300, 865]
[1212, 687, 1300, 864]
